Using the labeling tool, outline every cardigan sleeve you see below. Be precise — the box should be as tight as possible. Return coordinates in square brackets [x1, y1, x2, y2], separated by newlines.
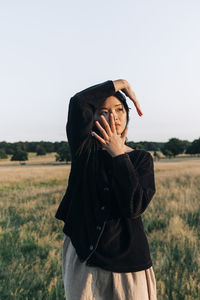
[111, 150, 156, 218]
[66, 80, 116, 157]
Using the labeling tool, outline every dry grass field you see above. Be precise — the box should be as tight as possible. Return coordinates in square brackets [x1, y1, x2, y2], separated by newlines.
[0, 154, 199, 299]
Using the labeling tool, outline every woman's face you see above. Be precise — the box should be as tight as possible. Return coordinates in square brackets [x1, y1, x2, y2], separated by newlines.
[94, 96, 127, 136]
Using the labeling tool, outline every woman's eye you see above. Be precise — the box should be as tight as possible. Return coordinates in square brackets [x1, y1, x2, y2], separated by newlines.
[117, 108, 124, 112]
[101, 111, 108, 115]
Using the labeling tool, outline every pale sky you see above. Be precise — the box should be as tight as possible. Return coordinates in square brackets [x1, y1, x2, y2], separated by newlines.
[0, 0, 199, 143]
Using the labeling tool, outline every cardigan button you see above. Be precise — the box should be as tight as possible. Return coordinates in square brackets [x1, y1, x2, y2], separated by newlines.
[96, 225, 101, 231]
[89, 245, 94, 251]
[101, 206, 105, 210]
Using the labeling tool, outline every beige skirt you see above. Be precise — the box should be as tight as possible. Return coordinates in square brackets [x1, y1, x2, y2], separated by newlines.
[62, 234, 157, 300]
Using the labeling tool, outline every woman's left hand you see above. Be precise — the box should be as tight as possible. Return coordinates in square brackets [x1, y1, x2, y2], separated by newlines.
[91, 113, 128, 157]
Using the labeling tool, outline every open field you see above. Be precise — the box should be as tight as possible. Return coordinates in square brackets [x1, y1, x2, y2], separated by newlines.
[0, 153, 65, 167]
[0, 156, 200, 299]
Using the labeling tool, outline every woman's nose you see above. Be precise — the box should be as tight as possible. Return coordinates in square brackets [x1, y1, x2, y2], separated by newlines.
[111, 111, 119, 121]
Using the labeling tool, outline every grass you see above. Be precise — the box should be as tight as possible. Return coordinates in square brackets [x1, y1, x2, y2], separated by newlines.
[0, 156, 200, 299]
[144, 159, 200, 299]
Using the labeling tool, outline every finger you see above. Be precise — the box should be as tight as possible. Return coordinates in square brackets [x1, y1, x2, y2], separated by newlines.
[121, 127, 128, 143]
[95, 120, 109, 140]
[132, 100, 143, 116]
[91, 131, 107, 145]
[122, 86, 143, 116]
[136, 107, 143, 117]
[100, 115, 112, 136]
[109, 113, 117, 134]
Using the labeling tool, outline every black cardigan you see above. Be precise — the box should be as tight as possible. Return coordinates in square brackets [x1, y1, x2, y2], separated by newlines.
[55, 80, 156, 272]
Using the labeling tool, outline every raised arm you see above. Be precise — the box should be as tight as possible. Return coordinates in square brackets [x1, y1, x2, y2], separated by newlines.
[67, 79, 142, 158]
[66, 81, 114, 157]
[66, 79, 135, 158]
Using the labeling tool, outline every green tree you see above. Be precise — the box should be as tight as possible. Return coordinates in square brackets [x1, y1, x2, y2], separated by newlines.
[186, 138, 200, 155]
[36, 145, 46, 156]
[162, 138, 185, 157]
[163, 149, 173, 159]
[11, 149, 28, 162]
[139, 141, 160, 151]
[0, 149, 8, 159]
[126, 141, 143, 150]
[182, 140, 191, 152]
[55, 143, 71, 162]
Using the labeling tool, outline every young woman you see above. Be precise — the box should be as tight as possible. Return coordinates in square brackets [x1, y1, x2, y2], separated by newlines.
[55, 79, 157, 299]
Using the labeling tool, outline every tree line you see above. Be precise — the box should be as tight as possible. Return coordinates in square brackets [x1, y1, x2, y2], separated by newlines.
[0, 138, 199, 162]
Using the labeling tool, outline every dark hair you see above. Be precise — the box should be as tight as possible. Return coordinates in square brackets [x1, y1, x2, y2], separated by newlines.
[113, 91, 130, 126]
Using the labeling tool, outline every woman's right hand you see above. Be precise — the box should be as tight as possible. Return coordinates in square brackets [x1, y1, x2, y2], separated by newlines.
[113, 79, 143, 116]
